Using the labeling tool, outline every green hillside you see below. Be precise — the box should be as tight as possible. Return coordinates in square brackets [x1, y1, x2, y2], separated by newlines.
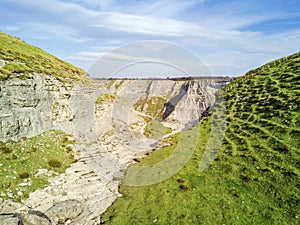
[0, 32, 87, 82]
[101, 52, 300, 224]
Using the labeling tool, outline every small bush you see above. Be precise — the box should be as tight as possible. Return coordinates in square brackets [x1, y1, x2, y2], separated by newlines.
[48, 159, 62, 168]
[179, 184, 190, 190]
[177, 179, 186, 183]
[95, 96, 105, 104]
[0, 146, 12, 154]
[66, 146, 73, 153]
[19, 171, 30, 179]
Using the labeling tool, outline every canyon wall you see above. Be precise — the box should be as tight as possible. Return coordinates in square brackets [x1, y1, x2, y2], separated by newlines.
[0, 76, 230, 142]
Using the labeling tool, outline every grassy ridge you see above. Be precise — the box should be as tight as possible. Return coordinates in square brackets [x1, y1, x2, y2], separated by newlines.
[101, 52, 300, 224]
[0, 32, 87, 81]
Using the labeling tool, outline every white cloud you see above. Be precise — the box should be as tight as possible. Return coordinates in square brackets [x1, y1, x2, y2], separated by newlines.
[91, 13, 202, 36]
[1, 25, 20, 31]
[64, 0, 116, 10]
[74, 51, 106, 58]
[2, 0, 299, 75]
[125, 0, 206, 17]
[21, 22, 90, 42]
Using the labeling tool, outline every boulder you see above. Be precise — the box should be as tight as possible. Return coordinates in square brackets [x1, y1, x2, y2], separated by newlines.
[22, 210, 51, 225]
[46, 199, 83, 224]
[0, 213, 23, 225]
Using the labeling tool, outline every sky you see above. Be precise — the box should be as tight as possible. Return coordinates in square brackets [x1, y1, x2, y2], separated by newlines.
[1, 0, 300, 78]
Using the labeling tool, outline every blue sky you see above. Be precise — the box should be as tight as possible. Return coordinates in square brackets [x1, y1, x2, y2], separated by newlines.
[1, 0, 300, 77]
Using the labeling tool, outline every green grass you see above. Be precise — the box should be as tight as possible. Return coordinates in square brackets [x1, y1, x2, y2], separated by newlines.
[95, 93, 117, 105]
[0, 130, 76, 202]
[101, 52, 300, 224]
[133, 95, 172, 139]
[143, 119, 172, 139]
[0, 32, 87, 82]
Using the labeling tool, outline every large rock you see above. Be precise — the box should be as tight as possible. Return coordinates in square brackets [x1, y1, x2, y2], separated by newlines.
[0, 213, 23, 225]
[22, 210, 51, 225]
[46, 200, 82, 224]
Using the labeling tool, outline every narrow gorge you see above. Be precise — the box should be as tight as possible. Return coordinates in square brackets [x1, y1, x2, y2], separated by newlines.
[0, 72, 230, 224]
[1, 32, 299, 225]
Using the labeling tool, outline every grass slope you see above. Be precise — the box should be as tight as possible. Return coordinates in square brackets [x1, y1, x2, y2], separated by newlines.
[101, 52, 300, 224]
[0, 130, 76, 202]
[0, 32, 87, 82]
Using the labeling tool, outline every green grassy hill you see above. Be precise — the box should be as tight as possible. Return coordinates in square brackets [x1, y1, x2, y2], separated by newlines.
[0, 32, 87, 82]
[101, 52, 300, 224]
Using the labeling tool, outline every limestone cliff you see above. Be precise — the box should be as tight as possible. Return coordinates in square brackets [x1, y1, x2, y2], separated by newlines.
[0, 73, 75, 141]
[0, 75, 229, 141]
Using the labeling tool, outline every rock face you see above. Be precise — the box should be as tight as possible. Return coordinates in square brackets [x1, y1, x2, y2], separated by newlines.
[0, 73, 77, 141]
[0, 75, 231, 224]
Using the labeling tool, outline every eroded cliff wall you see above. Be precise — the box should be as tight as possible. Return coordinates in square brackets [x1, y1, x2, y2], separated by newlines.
[0, 73, 77, 141]
[0, 76, 229, 142]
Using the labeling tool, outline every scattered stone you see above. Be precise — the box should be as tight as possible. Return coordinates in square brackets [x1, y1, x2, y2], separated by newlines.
[34, 169, 48, 177]
[7, 192, 13, 198]
[0, 60, 5, 68]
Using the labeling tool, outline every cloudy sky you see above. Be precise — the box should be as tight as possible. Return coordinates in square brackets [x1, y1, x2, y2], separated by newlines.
[1, 0, 300, 77]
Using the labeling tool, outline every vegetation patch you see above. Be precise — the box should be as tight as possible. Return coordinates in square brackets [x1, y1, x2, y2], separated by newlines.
[95, 93, 117, 105]
[134, 97, 166, 118]
[0, 145, 12, 154]
[18, 171, 30, 179]
[48, 159, 62, 168]
[143, 119, 172, 139]
[101, 52, 300, 224]
[0, 130, 76, 201]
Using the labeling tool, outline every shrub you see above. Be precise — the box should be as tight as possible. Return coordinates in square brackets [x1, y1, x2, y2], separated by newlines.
[179, 184, 190, 190]
[0, 146, 12, 154]
[177, 179, 186, 183]
[66, 146, 73, 153]
[48, 159, 62, 168]
[95, 96, 105, 104]
[19, 171, 30, 179]
[62, 137, 69, 143]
